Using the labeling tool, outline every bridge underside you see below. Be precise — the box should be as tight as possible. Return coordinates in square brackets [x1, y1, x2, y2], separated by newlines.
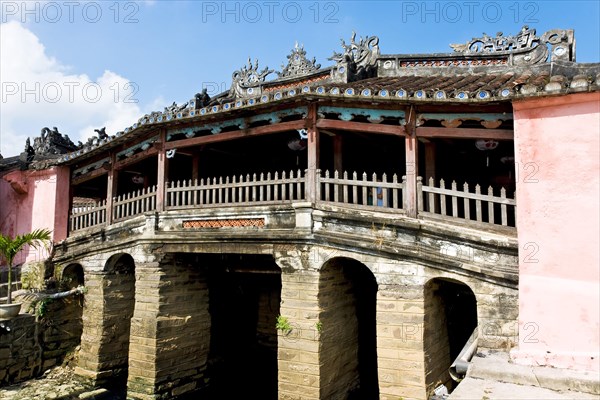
[59, 204, 518, 400]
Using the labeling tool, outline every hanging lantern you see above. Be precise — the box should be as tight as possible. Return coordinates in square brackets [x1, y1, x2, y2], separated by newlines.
[475, 139, 499, 167]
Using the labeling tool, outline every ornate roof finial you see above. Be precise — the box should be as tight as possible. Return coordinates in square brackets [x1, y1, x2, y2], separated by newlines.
[229, 58, 274, 98]
[277, 42, 321, 78]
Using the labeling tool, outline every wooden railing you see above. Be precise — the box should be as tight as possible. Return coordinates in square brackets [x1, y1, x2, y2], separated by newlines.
[317, 170, 406, 213]
[70, 200, 107, 231]
[112, 186, 157, 222]
[68, 170, 516, 233]
[419, 177, 516, 227]
[166, 170, 305, 209]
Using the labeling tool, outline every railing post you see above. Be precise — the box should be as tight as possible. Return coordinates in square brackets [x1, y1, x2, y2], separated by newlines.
[404, 106, 419, 218]
[156, 129, 167, 212]
[305, 103, 319, 204]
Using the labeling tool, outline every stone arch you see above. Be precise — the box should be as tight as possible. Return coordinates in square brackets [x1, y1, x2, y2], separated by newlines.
[60, 263, 84, 289]
[423, 277, 477, 396]
[318, 257, 379, 399]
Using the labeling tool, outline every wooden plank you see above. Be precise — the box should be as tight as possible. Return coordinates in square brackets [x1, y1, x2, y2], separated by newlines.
[417, 127, 513, 140]
[164, 120, 306, 150]
[317, 119, 406, 136]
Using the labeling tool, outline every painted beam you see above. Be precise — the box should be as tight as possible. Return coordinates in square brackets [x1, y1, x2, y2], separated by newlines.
[71, 167, 108, 186]
[316, 119, 406, 136]
[164, 120, 306, 150]
[114, 147, 159, 170]
[417, 127, 513, 140]
[318, 106, 406, 123]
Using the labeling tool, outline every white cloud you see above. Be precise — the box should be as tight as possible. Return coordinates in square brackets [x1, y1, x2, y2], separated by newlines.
[0, 21, 148, 157]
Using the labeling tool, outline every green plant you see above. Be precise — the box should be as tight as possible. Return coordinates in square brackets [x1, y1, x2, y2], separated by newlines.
[315, 321, 323, 333]
[276, 315, 292, 334]
[0, 229, 52, 304]
[29, 298, 54, 318]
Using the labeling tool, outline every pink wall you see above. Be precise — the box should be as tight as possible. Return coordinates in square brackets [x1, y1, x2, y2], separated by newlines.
[511, 92, 600, 372]
[0, 166, 71, 266]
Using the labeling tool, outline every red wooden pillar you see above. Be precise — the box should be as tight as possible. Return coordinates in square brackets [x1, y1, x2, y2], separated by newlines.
[404, 107, 419, 218]
[106, 152, 117, 225]
[306, 104, 320, 203]
[156, 129, 167, 212]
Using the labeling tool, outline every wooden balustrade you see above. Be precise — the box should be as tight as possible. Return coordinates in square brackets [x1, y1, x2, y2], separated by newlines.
[112, 186, 157, 222]
[317, 170, 406, 212]
[165, 170, 306, 209]
[419, 177, 516, 227]
[68, 171, 516, 233]
[69, 200, 107, 231]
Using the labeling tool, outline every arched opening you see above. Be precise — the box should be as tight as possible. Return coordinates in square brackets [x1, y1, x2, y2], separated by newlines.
[319, 257, 379, 399]
[61, 263, 84, 289]
[424, 278, 477, 396]
[200, 253, 281, 400]
[99, 253, 135, 393]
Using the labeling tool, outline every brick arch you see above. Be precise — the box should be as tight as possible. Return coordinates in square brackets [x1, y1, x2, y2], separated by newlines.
[318, 257, 379, 399]
[423, 277, 478, 397]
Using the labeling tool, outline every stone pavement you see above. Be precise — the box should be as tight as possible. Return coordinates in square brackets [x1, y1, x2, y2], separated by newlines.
[0, 365, 121, 400]
[449, 351, 600, 400]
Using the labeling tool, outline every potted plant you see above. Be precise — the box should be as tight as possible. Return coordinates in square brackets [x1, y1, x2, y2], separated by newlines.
[0, 229, 51, 319]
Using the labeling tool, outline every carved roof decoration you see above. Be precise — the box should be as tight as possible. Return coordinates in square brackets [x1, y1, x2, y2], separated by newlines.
[228, 58, 274, 99]
[1, 26, 593, 167]
[277, 42, 321, 79]
[448, 26, 575, 65]
[329, 32, 380, 83]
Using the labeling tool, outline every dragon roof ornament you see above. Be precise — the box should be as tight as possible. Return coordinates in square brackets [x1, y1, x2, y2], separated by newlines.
[277, 42, 321, 79]
[449, 25, 575, 64]
[229, 58, 274, 98]
[329, 32, 380, 82]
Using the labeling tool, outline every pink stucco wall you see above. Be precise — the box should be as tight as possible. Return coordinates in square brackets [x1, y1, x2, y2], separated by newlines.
[511, 92, 600, 372]
[0, 166, 70, 265]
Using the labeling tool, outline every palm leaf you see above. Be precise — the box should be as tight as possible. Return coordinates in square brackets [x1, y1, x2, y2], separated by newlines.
[0, 228, 52, 304]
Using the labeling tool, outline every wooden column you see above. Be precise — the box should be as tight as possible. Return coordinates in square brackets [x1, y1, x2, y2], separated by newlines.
[333, 135, 343, 174]
[424, 141, 436, 182]
[192, 153, 200, 182]
[156, 129, 167, 212]
[105, 152, 117, 225]
[306, 104, 320, 203]
[404, 107, 419, 218]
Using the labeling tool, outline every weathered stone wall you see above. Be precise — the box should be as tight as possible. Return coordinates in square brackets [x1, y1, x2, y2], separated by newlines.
[423, 280, 452, 395]
[276, 247, 321, 400]
[0, 314, 41, 385]
[76, 254, 135, 388]
[318, 260, 360, 399]
[39, 297, 83, 371]
[127, 255, 211, 399]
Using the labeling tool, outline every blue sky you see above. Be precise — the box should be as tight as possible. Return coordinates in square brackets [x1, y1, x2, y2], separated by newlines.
[1, 1, 599, 157]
